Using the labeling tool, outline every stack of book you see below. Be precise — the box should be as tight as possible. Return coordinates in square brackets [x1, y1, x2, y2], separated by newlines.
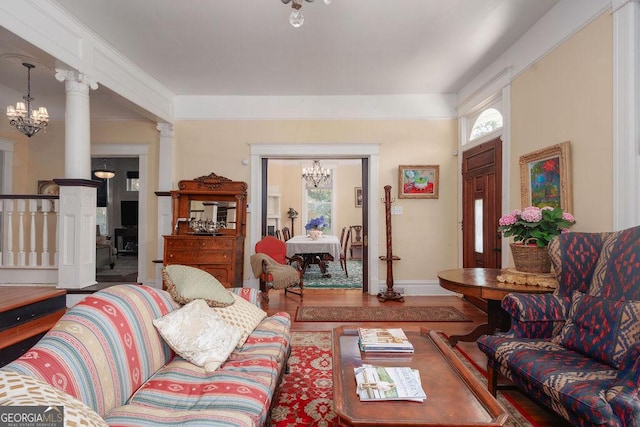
[357, 328, 414, 353]
[354, 365, 426, 402]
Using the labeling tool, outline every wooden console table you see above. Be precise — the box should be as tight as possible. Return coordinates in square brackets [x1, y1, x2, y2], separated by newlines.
[437, 268, 554, 346]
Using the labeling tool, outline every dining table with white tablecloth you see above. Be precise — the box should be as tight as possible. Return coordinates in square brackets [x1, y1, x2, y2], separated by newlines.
[285, 234, 342, 277]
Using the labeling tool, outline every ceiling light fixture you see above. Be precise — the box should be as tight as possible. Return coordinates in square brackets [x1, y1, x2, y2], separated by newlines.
[94, 159, 116, 180]
[281, 0, 332, 28]
[302, 160, 330, 187]
[6, 63, 49, 138]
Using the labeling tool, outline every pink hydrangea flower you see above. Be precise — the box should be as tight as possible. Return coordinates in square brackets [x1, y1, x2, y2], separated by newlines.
[562, 212, 575, 222]
[520, 206, 542, 222]
[499, 214, 517, 226]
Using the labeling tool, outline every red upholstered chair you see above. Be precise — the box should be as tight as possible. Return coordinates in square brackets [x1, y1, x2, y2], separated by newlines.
[251, 236, 303, 305]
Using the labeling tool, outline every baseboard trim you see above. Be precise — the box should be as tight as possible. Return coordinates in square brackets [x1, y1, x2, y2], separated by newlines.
[377, 280, 458, 296]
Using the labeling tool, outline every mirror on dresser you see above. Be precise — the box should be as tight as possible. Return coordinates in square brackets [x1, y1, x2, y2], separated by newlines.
[188, 200, 238, 233]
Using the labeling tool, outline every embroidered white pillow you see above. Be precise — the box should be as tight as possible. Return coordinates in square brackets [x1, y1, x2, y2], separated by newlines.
[153, 299, 242, 372]
[211, 292, 267, 347]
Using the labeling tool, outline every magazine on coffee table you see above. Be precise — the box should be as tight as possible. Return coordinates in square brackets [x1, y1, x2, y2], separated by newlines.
[357, 328, 414, 353]
[354, 365, 426, 402]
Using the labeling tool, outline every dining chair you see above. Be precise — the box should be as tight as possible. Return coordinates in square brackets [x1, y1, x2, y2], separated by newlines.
[275, 229, 283, 240]
[339, 227, 347, 270]
[350, 225, 363, 260]
[340, 227, 351, 277]
[251, 236, 303, 305]
[339, 226, 347, 246]
[281, 226, 292, 241]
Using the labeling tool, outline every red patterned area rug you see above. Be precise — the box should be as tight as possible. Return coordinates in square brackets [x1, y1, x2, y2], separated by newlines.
[269, 331, 537, 427]
[295, 305, 471, 322]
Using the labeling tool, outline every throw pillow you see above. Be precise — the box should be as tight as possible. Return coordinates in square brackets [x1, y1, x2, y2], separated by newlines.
[163, 264, 234, 307]
[211, 292, 267, 347]
[0, 371, 108, 427]
[153, 299, 242, 372]
[555, 291, 640, 368]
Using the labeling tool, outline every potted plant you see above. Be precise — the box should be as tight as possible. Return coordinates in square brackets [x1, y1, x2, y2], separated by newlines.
[498, 206, 576, 273]
[305, 216, 328, 240]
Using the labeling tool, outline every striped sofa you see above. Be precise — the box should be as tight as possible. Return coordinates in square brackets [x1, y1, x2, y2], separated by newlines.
[0, 284, 291, 427]
[478, 227, 640, 426]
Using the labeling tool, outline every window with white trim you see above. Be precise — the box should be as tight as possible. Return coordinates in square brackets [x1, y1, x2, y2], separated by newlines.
[302, 168, 336, 234]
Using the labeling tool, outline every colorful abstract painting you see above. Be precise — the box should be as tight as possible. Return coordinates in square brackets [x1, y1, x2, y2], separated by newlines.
[529, 156, 561, 208]
[519, 141, 572, 212]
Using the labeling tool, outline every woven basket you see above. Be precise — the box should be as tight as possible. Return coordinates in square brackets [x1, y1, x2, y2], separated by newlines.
[509, 243, 551, 273]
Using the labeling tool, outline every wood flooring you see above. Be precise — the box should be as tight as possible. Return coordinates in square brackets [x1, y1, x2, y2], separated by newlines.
[264, 288, 572, 427]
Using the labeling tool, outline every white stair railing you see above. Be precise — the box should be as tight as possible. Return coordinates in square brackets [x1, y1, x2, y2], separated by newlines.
[0, 195, 59, 272]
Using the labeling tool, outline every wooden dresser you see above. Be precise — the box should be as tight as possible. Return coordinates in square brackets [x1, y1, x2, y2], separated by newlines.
[163, 173, 247, 288]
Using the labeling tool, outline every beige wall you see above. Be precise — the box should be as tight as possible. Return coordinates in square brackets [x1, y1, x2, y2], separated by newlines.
[510, 12, 613, 231]
[2, 119, 158, 194]
[175, 119, 459, 282]
[0, 119, 65, 194]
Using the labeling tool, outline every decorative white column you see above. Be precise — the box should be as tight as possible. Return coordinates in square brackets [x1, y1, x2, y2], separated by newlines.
[612, 0, 640, 229]
[55, 70, 99, 179]
[155, 123, 175, 287]
[157, 123, 175, 191]
[54, 69, 100, 290]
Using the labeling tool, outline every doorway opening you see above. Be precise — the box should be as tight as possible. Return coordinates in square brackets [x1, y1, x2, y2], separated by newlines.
[249, 144, 380, 295]
[93, 156, 139, 283]
[92, 144, 148, 284]
[262, 158, 365, 290]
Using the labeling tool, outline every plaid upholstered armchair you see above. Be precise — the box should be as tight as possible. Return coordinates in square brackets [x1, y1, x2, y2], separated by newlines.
[478, 226, 640, 426]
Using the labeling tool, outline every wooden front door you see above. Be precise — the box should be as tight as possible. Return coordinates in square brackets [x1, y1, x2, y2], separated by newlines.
[462, 138, 502, 269]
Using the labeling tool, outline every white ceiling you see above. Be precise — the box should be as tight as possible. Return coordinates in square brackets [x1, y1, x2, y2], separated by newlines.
[0, 0, 560, 120]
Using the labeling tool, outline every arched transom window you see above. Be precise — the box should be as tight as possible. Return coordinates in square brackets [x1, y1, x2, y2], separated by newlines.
[470, 108, 503, 141]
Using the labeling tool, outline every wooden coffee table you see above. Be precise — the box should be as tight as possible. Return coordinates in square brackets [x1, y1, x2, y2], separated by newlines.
[332, 326, 507, 426]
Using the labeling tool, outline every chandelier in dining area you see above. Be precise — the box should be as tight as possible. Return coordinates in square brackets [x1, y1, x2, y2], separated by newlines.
[302, 160, 331, 188]
[281, 0, 332, 28]
[6, 63, 49, 138]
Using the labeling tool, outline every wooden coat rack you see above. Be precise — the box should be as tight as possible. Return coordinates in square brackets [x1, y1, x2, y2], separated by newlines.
[378, 185, 404, 302]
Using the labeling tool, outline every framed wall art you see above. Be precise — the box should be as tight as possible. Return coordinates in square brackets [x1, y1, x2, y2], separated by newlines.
[398, 165, 439, 199]
[355, 187, 363, 207]
[519, 141, 572, 212]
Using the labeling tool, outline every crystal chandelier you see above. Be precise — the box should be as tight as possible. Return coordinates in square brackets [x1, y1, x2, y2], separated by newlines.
[6, 63, 49, 138]
[281, 0, 332, 28]
[302, 160, 331, 187]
